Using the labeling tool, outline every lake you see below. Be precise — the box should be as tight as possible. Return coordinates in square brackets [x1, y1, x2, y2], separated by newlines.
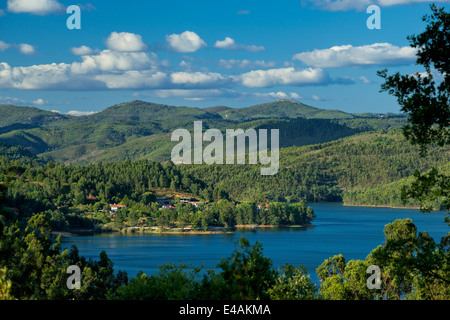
[61, 203, 449, 285]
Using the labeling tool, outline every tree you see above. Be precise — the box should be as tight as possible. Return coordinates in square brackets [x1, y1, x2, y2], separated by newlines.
[157, 209, 172, 231]
[140, 192, 155, 205]
[316, 254, 376, 300]
[377, 7, 450, 299]
[176, 206, 191, 230]
[367, 218, 449, 300]
[217, 200, 236, 229]
[127, 210, 139, 227]
[216, 237, 276, 300]
[0, 267, 13, 300]
[378, 5, 449, 213]
[267, 264, 317, 300]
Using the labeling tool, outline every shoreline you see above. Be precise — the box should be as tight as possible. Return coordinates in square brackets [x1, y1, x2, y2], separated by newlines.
[51, 230, 94, 238]
[52, 223, 315, 237]
[121, 223, 314, 234]
[342, 202, 422, 210]
[235, 223, 314, 229]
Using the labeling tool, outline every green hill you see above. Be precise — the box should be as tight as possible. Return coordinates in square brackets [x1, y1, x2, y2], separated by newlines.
[178, 129, 449, 208]
[0, 105, 69, 128]
[202, 106, 232, 113]
[218, 99, 354, 121]
[0, 130, 49, 154]
[89, 100, 222, 122]
[0, 141, 41, 163]
[0, 99, 446, 209]
[0, 99, 408, 165]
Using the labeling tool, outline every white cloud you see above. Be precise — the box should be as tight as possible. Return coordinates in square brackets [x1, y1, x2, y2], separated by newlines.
[66, 110, 98, 116]
[302, 0, 370, 11]
[166, 31, 206, 53]
[0, 29, 358, 93]
[0, 47, 167, 90]
[170, 71, 231, 88]
[146, 89, 302, 102]
[237, 10, 250, 15]
[18, 43, 36, 55]
[0, 59, 337, 90]
[214, 37, 236, 49]
[238, 67, 328, 88]
[71, 45, 94, 55]
[253, 91, 303, 100]
[0, 41, 37, 55]
[0, 95, 48, 106]
[7, 0, 65, 15]
[244, 44, 265, 52]
[293, 43, 417, 68]
[290, 93, 302, 99]
[32, 98, 48, 105]
[0, 57, 350, 91]
[0, 96, 27, 105]
[178, 60, 193, 71]
[78, 3, 96, 11]
[0, 41, 10, 51]
[149, 89, 240, 100]
[0, 9, 6, 17]
[0, 62, 72, 89]
[409, 71, 431, 79]
[71, 50, 158, 74]
[106, 32, 147, 52]
[359, 76, 371, 84]
[301, 0, 448, 11]
[219, 59, 276, 69]
[214, 37, 264, 52]
[95, 70, 169, 89]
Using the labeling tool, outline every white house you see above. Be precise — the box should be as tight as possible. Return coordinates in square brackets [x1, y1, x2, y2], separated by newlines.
[110, 204, 127, 212]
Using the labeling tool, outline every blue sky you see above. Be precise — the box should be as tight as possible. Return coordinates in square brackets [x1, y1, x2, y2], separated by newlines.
[1, 0, 449, 115]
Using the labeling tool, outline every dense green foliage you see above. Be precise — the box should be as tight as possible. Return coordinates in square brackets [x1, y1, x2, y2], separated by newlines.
[1, 198, 448, 300]
[179, 129, 449, 208]
[378, 5, 449, 214]
[0, 150, 315, 233]
[0, 100, 406, 164]
[379, 5, 449, 153]
[0, 183, 127, 300]
[1, 5, 449, 302]
[315, 219, 450, 300]
[0, 105, 69, 128]
[217, 99, 354, 121]
[2, 124, 448, 211]
[0, 142, 42, 163]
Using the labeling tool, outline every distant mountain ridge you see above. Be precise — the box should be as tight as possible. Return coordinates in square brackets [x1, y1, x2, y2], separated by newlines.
[0, 104, 70, 127]
[1, 99, 403, 126]
[217, 99, 355, 121]
[0, 99, 407, 164]
[89, 100, 221, 122]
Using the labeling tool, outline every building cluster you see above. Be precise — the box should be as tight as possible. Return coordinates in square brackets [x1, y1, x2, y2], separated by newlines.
[86, 194, 270, 214]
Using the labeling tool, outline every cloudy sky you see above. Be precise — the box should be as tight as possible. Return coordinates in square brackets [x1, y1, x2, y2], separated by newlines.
[1, 0, 449, 115]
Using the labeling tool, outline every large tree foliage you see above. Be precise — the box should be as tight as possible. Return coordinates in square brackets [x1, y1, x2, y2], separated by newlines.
[378, 4, 449, 213]
[0, 187, 128, 300]
[113, 237, 317, 300]
[367, 219, 449, 300]
[315, 219, 449, 300]
[216, 237, 277, 300]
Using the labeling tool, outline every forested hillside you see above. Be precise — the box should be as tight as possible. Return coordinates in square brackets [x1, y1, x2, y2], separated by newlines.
[0, 100, 444, 209]
[0, 100, 407, 164]
[179, 129, 449, 209]
[217, 99, 354, 121]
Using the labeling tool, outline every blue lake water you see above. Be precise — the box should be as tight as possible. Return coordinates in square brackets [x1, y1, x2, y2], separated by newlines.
[61, 203, 449, 285]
